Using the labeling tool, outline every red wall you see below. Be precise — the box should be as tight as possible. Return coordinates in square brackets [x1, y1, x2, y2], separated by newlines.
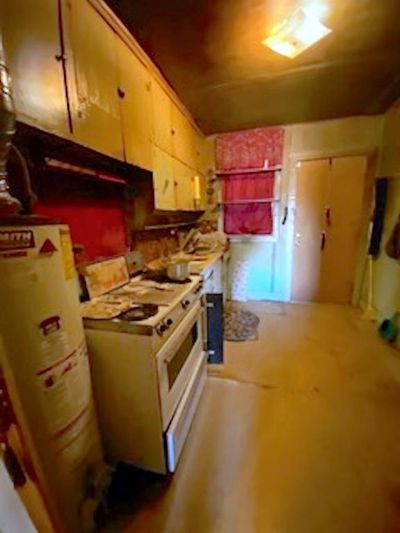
[32, 170, 127, 261]
[35, 198, 127, 261]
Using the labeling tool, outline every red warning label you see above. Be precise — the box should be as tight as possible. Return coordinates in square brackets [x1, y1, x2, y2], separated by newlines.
[39, 238, 57, 254]
[0, 230, 35, 251]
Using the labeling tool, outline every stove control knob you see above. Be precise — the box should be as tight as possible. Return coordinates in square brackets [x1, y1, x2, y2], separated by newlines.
[166, 319, 173, 328]
[195, 283, 203, 294]
[182, 299, 190, 309]
[156, 323, 167, 336]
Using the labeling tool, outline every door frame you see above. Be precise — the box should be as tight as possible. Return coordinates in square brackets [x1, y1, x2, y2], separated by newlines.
[288, 148, 379, 305]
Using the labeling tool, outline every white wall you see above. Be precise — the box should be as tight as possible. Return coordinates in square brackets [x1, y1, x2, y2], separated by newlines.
[226, 115, 384, 302]
[288, 116, 383, 159]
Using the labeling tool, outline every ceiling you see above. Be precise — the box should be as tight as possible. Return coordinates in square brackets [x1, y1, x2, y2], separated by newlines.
[105, 0, 400, 134]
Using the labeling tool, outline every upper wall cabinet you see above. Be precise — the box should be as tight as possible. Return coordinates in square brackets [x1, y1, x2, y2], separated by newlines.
[68, 0, 124, 160]
[194, 130, 208, 176]
[153, 146, 176, 211]
[115, 37, 153, 171]
[174, 159, 195, 211]
[151, 79, 173, 154]
[2, 0, 72, 138]
[171, 104, 196, 168]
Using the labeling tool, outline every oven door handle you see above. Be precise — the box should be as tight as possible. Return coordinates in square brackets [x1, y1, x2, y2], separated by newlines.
[164, 351, 178, 365]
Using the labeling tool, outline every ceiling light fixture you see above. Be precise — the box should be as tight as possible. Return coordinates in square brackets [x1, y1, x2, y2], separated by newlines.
[262, 5, 331, 59]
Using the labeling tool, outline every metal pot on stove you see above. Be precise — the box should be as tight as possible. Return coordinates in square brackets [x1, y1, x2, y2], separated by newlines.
[166, 258, 191, 282]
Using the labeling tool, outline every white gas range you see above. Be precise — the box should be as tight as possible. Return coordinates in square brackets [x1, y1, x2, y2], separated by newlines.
[81, 256, 206, 474]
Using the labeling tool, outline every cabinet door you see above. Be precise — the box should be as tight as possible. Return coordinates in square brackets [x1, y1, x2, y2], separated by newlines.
[193, 173, 207, 210]
[69, 0, 123, 160]
[291, 159, 328, 302]
[173, 159, 194, 211]
[171, 105, 196, 167]
[198, 174, 207, 210]
[153, 147, 176, 211]
[319, 156, 366, 303]
[116, 37, 153, 170]
[291, 156, 366, 304]
[2, 0, 72, 138]
[152, 79, 173, 154]
[194, 131, 207, 175]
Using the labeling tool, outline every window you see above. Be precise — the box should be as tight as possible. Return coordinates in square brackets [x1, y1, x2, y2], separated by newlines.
[221, 170, 277, 235]
[215, 126, 284, 236]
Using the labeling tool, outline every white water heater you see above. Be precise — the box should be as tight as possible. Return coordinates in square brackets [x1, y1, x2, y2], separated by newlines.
[0, 217, 104, 532]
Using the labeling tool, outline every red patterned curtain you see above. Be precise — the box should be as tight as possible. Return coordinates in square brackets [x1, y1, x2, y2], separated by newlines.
[216, 127, 284, 235]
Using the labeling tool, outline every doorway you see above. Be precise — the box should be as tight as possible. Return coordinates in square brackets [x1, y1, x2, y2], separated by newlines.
[291, 155, 367, 304]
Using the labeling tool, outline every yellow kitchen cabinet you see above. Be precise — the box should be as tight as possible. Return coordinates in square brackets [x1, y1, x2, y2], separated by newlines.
[151, 78, 173, 154]
[198, 173, 207, 210]
[68, 0, 124, 160]
[2, 0, 73, 138]
[173, 158, 195, 211]
[194, 131, 209, 176]
[171, 104, 196, 168]
[192, 173, 207, 210]
[153, 147, 176, 211]
[115, 37, 153, 171]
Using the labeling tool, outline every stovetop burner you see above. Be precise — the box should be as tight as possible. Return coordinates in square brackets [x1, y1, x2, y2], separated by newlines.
[119, 304, 159, 322]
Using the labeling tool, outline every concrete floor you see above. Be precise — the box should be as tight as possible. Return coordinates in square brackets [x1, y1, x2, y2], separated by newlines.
[107, 303, 400, 533]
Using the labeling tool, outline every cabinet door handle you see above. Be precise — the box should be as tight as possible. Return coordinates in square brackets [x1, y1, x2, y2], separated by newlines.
[281, 206, 288, 225]
[320, 231, 326, 251]
[325, 207, 331, 227]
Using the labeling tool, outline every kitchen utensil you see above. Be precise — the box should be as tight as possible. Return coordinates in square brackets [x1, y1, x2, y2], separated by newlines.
[167, 259, 191, 282]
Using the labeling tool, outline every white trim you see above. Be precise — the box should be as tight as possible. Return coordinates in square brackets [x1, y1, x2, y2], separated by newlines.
[228, 235, 276, 243]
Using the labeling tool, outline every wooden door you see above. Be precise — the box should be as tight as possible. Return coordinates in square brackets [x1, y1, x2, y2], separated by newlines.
[291, 156, 366, 303]
[152, 79, 173, 154]
[292, 159, 328, 302]
[69, 0, 124, 160]
[153, 147, 176, 211]
[319, 156, 367, 303]
[2, 0, 72, 138]
[115, 37, 153, 170]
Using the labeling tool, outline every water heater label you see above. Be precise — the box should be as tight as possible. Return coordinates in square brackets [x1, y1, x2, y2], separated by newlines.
[0, 230, 35, 251]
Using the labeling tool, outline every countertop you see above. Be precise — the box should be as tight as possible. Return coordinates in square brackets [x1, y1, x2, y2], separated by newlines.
[187, 250, 230, 275]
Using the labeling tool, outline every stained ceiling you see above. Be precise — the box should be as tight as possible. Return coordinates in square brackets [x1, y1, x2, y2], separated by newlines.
[106, 0, 400, 134]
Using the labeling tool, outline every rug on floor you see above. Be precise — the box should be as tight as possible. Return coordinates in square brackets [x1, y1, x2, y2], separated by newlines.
[223, 308, 260, 341]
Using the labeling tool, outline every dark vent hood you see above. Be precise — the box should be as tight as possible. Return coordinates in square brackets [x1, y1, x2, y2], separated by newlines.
[11, 123, 201, 231]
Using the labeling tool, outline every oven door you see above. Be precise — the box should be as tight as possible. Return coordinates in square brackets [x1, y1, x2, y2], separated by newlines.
[157, 300, 204, 429]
